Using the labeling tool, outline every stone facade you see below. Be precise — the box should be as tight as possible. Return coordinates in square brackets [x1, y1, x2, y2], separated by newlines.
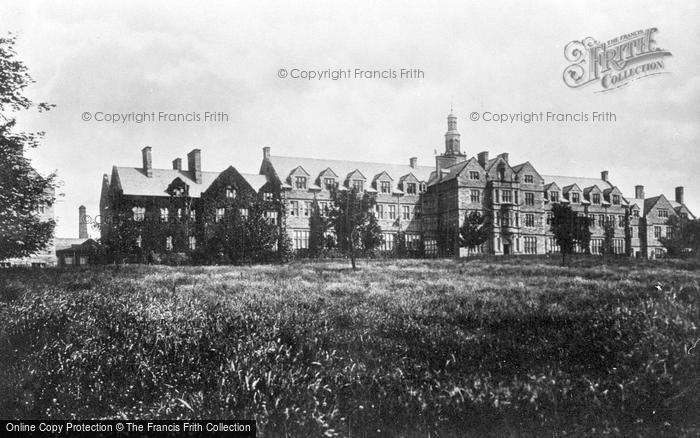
[99, 113, 695, 258]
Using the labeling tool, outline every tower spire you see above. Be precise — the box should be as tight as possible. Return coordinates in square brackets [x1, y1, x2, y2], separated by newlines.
[445, 109, 461, 155]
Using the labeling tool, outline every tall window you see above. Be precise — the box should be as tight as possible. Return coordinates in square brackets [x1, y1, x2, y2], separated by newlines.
[265, 210, 278, 225]
[376, 204, 384, 219]
[571, 192, 580, 203]
[469, 171, 479, 180]
[380, 181, 391, 193]
[525, 192, 534, 206]
[165, 236, 173, 251]
[324, 178, 336, 191]
[216, 208, 225, 222]
[549, 191, 559, 202]
[239, 208, 248, 219]
[598, 215, 604, 227]
[388, 205, 396, 220]
[524, 175, 533, 183]
[303, 202, 310, 217]
[226, 186, 236, 198]
[414, 205, 421, 219]
[133, 206, 145, 221]
[293, 230, 309, 249]
[658, 209, 669, 218]
[612, 194, 620, 205]
[592, 193, 601, 204]
[406, 183, 417, 194]
[188, 236, 196, 250]
[502, 190, 512, 203]
[654, 226, 661, 239]
[546, 212, 553, 225]
[352, 179, 364, 192]
[591, 238, 603, 254]
[402, 205, 411, 220]
[190, 210, 196, 221]
[633, 209, 639, 217]
[160, 207, 169, 222]
[471, 189, 480, 203]
[295, 176, 307, 189]
[525, 213, 535, 227]
[618, 215, 624, 228]
[290, 201, 299, 216]
[524, 236, 537, 254]
[381, 233, 395, 251]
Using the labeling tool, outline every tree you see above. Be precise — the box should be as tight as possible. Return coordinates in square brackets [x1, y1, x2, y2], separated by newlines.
[308, 199, 328, 258]
[661, 215, 700, 257]
[0, 33, 56, 261]
[550, 203, 591, 266]
[459, 210, 489, 256]
[602, 219, 615, 257]
[329, 187, 381, 270]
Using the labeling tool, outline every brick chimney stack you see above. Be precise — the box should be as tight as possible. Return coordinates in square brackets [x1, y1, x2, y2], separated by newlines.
[187, 149, 202, 184]
[675, 186, 684, 204]
[498, 152, 509, 163]
[635, 185, 645, 199]
[409, 157, 417, 169]
[477, 151, 489, 168]
[172, 158, 182, 171]
[601, 170, 609, 182]
[142, 146, 153, 177]
[78, 205, 88, 239]
[263, 147, 270, 159]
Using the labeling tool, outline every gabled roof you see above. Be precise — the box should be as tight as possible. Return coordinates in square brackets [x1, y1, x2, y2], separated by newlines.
[544, 182, 561, 191]
[561, 183, 582, 195]
[583, 185, 602, 196]
[113, 167, 268, 197]
[265, 155, 433, 189]
[54, 238, 90, 251]
[113, 167, 221, 197]
[542, 175, 612, 193]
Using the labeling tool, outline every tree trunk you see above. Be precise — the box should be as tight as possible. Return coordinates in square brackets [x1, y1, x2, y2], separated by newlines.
[350, 242, 356, 270]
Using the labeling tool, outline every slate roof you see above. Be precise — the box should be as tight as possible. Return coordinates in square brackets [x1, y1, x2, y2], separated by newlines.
[541, 175, 613, 192]
[54, 238, 89, 252]
[113, 167, 268, 197]
[265, 155, 433, 189]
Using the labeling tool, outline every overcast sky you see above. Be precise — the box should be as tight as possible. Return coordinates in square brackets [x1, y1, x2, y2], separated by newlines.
[2, 0, 698, 238]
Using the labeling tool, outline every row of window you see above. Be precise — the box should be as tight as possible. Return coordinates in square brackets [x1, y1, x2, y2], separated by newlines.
[294, 176, 426, 194]
[653, 226, 673, 239]
[134, 235, 198, 251]
[379, 233, 422, 251]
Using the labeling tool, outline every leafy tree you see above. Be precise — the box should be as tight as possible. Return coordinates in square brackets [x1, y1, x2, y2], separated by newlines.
[242, 204, 279, 263]
[661, 215, 700, 257]
[308, 199, 328, 258]
[395, 231, 407, 258]
[459, 210, 489, 256]
[0, 33, 56, 261]
[551, 203, 591, 266]
[329, 187, 381, 270]
[602, 219, 615, 256]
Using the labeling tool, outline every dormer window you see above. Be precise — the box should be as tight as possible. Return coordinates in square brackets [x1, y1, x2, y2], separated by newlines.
[549, 191, 559, 202]
[612, 194, 620, 205]
[226, 186, 236, 198]
[420, 183, 427, 193]
[406, 183, 417, 194]
[380, 181, 391, 193]
[592, 193, 600, 204]
[324, 178, 336, 191]
[351, 179, 364, 192]
[295, 177, 307, 189]
[571, 192, 580, 203]
[633, 209, 639, 217]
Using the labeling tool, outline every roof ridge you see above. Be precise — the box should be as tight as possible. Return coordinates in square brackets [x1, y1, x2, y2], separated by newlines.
[272, 155, 433, 168]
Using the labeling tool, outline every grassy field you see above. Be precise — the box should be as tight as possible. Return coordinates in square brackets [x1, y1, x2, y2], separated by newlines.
[1, 257, 699, 436]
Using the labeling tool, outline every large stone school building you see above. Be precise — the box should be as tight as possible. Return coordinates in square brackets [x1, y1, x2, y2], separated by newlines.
[99, 112, 694, 259]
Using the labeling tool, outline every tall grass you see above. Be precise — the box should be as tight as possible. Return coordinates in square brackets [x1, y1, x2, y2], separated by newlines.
[1, 257, 699, 436]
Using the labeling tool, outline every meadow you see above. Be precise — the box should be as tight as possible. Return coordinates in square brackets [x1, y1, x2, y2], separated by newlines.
[1, 256, 699, 436]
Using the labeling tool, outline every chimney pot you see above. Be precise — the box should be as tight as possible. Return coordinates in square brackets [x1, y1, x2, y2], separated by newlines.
[172, 158, 182, 171]
[409, 157, 417, 169]
[187, 149, 202, 184]
[675, 186, 684, 204]
[635, 185, 645, 199]
[142, 146, 153, 177]
[263, 147, 271, 159]
[601, 170, 609, 182]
